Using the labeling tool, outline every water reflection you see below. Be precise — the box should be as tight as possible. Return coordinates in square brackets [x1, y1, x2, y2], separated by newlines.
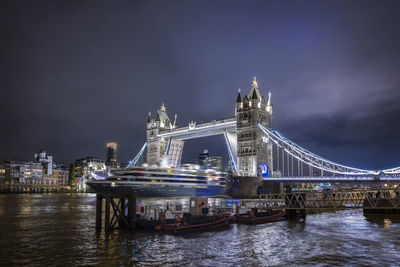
[0, 194, 400, 266]
[364, 212, 400, 224]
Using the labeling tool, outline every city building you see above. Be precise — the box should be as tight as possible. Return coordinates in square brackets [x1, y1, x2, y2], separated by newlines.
[53, 165, 69, 190]
[0, 150, 69, 192]
[6, 160, 45, 192]
[106, 142, 120, 168]
[0, 161, 6, 192]
[35, 149, 53, 174]
[74, 157, 106, 191]
[198, 150, 223, 171]
[57, 166, 69, 189]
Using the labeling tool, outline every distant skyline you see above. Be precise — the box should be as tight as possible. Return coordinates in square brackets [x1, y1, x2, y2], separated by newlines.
[1, 0, 400, 170]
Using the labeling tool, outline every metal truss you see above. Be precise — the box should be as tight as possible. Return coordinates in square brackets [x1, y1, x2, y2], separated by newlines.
[157, 118, 236, 140]
[126, 142, 147, 169]
[380, 167, 400, 175]
[89, 172, 106, 180]
[253, 190, 400, 210]
[223, 130, 238, 172]
[258, 123, 376, 175]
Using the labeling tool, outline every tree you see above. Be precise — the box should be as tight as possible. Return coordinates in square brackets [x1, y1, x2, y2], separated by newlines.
[68, 164, 75, 188]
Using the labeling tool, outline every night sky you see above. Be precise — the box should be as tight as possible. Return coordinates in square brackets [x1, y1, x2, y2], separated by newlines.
[1, 0, 400, 170]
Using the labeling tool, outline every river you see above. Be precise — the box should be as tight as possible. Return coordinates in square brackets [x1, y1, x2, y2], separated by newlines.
[0, 194, 399, 266]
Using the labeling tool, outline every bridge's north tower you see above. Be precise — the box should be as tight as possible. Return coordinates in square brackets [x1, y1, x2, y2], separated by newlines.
[146, 104, 174, 166]
[235, 77, 273, 177]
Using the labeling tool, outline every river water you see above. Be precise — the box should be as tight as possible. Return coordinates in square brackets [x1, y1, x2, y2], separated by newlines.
[0, 194, 399, 266]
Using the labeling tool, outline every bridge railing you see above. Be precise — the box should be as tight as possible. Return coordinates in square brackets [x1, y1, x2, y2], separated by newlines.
[249, 190, 400, 210]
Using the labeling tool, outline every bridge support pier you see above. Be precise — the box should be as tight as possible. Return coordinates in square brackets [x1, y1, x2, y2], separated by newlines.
[226, 177, 283, 198]
[95, 193, 137, 232]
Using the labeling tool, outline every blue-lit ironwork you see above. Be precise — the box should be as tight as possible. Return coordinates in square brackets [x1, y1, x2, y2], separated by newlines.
[259, 163, 270, 178]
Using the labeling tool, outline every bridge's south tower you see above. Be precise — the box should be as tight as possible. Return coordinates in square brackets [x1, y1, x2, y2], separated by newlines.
[146, 103, 174, 167]
[236, 77, 273, 177]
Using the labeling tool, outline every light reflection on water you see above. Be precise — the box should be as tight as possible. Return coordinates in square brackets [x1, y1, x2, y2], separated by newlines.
[0, 194, 399, 266]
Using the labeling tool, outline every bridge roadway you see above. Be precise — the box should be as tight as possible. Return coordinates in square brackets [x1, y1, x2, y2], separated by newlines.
[263, 176, 400, 183]
[244, 189, 400, 211]
[157, 117, 236, 140]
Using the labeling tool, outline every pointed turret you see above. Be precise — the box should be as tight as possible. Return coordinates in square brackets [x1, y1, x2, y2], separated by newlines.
[252, 88, 258, 100]
[156, 102, 172, 129]
[236, 88, 243, 113]
[155, 112, 160, 122]
[243, 95, 249, 107]
[267, 92, 272, 106]
[236, 88, 242, 103]
[248, 76, 261, 100]
[173, 114, 177, 128]
[147, 112, 152, 123]
[266, 92, 273, 114]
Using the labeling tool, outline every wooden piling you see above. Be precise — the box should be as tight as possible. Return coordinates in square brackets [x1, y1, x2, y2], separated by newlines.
[118, 197, 125, 228]
[94, 193, 138, 232]
[105, 195, 111, 232]
[95, 194, 103, 231]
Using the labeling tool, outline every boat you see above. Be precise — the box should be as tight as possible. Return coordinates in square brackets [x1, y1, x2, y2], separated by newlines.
[86, 166, 226, 197]
[235, 208, 286, 225]
[155, 213, 232, 234]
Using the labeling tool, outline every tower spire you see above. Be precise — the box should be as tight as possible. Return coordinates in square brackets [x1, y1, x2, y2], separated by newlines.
[236, 88, 242, 102]
[266, 91, 273, 114]
[173, 113, 177, 127]
[147, 112, 152, 123]
[267, 92, 272, 106]
[160, 103, 166, 111]
[252, 76, 258, 88]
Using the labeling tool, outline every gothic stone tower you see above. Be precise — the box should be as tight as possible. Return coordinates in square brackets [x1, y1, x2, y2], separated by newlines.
[236, 77, 273, 177]
[146, 103, 174, 167]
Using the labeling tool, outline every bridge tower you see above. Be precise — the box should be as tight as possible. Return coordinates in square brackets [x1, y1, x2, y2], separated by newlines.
[235, 77, 273, 177]
[146, 103, 174, 167]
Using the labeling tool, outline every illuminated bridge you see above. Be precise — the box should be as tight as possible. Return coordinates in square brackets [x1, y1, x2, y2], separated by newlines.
[127, 77, 400, 182]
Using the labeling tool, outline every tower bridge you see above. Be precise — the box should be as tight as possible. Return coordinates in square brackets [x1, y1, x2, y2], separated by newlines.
[128, 77, 400, 182]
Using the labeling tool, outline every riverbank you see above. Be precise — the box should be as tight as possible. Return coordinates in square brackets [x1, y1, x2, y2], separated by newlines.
[0, 189, 84, 194]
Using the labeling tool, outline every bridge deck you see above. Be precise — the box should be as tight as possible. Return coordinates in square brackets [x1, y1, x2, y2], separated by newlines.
[243, 190, 400, 210]
[157, 117, 236, 139]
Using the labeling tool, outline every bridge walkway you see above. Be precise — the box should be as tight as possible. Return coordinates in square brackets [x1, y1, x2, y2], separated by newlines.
[244, 190, 400, 211]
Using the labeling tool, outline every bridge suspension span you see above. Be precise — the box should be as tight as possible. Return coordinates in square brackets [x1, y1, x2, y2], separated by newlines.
[257, 123, 400, 177]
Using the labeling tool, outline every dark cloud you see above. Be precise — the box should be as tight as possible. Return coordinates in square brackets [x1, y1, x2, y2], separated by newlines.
[279, 86, 400, 169]
[0, 0, 399, 170]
